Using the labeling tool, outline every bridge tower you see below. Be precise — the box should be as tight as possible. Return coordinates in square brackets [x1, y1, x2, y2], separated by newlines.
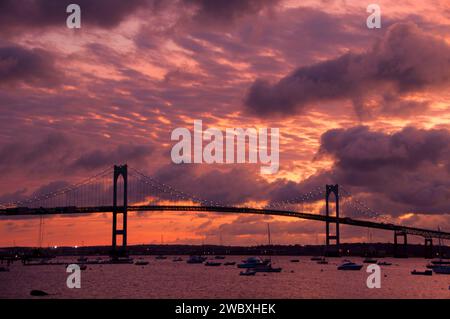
[424, 237, 433, 259]
[325, 184, 340, 256]
[393, 230, 407, 258]
[112, 164, 128, 255]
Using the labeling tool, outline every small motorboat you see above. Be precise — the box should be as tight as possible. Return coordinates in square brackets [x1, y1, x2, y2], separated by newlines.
[135, 260, 149, 266]
[363, 258, 378, 263]
[431, 259, 450, 265]
[205, 261, 222, 267]
[186, 255, 207, 264]
[224, 262, 236, 266]
[237, 257, 269, 268]
[240, 269, 256, 276]
[433, 266, 450, 274]
[290, 259, 300, 263]
[337, 262, 363, 271]
[172, 257, 183, 262]
[411, 270, 432, 276]
[377, 261, 392, 266]
[214, 256, 226, 260]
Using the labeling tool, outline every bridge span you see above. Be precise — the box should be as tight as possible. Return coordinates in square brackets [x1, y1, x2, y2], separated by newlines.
[1, 165, 448, 257]
[2, 204, 450, 240]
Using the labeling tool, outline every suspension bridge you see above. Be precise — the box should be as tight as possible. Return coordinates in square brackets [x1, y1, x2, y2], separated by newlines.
[0, 165, 449, 257]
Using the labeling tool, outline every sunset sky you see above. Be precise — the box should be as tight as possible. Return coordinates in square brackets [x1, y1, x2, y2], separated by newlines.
[1, 0, 450, 247]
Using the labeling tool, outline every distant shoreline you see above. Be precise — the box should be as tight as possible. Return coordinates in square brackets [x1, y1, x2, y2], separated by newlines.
[1, 242, 449, 258]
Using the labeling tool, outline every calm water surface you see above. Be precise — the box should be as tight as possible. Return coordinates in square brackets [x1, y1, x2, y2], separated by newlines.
[1, 256, 449, 298]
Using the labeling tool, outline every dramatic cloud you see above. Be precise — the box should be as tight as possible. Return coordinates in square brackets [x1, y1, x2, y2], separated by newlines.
[0, 133, 154, 177]
[0, 0, 149, 33]
[316, 126, 450, 215]
[0, 133, 71, 175]
[183, 0, 279, 24]
[0, 0, 279, 36]
[72, 144, 154, 170]
[2, 1, 450, 245]
[0, 46, 60, 86]
[245, 22, 450, 118]
[319, 126, 450, 171]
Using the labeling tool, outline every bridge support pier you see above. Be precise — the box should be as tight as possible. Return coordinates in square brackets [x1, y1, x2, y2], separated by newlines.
[325, 184, 340, 257]
[394, 231, 407, 258]
[112, 164, 128, 257]
[424, 238, 433, 259]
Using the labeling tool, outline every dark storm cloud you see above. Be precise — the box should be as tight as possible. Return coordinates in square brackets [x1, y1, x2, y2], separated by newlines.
[0, 46, 60, 86]
[314, 126, 450, 215]
[377, 94, 430, 118]
[0, 133, 71, 174]
[182, 0, 279, 23]
[0, 0, 279, 35]
[245, 22, 450, 117]
[0, 0, 149, 33]
[0, 133, 155, 177]
[319, 126, 450, 171]
[72, 144, 154, 170]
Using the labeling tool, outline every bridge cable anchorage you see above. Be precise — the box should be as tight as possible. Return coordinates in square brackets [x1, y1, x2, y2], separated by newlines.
[0, 166, 114, 209]
[128, 167, 224, 207]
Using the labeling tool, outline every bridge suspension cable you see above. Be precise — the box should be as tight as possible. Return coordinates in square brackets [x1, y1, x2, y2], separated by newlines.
[0, 164, 419, 228]
[265, 185, 324, 211]
[128, 167, 225, 207]
[339, 185, 392, 222]
[0, 166, 113, 209]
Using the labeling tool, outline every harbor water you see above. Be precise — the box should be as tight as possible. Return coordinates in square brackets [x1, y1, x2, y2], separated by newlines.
[1, 256, 449, 298]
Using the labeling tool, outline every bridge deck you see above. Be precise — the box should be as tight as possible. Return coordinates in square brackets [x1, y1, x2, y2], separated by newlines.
[1, 205, 449, 240]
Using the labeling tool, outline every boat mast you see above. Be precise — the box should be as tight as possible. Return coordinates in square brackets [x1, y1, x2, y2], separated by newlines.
[438, 226, 442, 259]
